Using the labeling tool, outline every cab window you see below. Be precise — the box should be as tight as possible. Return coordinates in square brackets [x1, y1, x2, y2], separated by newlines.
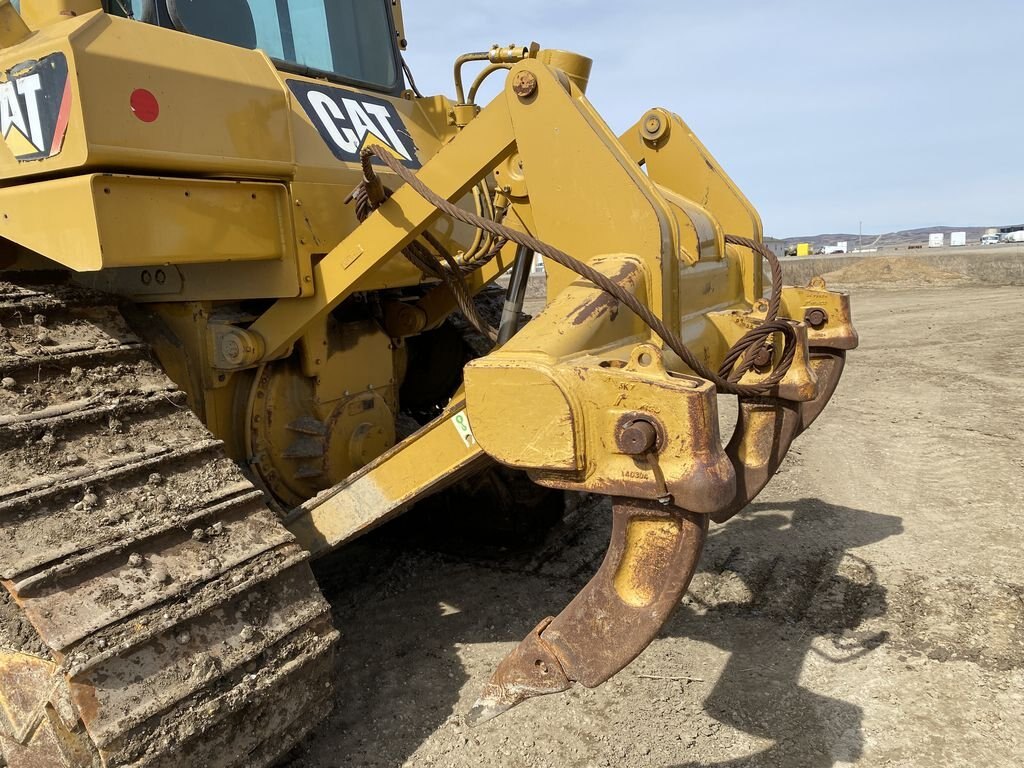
[105, 0, 400, 93]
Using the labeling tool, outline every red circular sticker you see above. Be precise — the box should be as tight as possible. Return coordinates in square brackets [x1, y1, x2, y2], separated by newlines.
[130, 89, 159, 122]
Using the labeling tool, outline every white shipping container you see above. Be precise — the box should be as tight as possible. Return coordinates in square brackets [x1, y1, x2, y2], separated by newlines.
[928, 233, 945, 248]
[950, 232, 967, 247]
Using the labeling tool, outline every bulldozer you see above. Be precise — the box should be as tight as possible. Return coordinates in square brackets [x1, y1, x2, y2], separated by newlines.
[0, 1, 858, 765]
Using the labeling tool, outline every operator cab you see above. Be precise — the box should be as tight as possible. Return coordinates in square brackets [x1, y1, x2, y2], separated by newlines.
[102, 0, 403, 94]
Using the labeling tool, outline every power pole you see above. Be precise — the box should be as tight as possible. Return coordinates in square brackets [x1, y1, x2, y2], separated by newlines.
[859, 221, 863, 253]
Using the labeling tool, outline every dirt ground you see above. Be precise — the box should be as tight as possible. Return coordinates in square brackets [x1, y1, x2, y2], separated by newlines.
[286, 277, 1024, 767]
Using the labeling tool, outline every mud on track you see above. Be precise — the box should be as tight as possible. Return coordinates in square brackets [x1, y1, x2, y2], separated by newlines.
[286, 282, 1024, 768]
[0, 282, 337, 768]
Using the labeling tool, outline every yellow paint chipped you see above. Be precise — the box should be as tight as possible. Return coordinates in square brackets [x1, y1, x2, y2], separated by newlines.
[613, 518, 681, 608]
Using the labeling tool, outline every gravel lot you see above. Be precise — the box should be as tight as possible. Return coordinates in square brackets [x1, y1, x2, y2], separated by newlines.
[286, 270, 1024, 767]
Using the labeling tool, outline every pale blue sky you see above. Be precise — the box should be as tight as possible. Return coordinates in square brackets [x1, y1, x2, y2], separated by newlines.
[401, 1, 1022, 237]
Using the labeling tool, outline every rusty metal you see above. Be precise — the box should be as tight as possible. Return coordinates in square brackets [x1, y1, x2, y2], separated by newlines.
[466, 345, 849, 725]
[782, 285, 858, 351]
[712, 349, 847, 524]
[511, 70, 538, 98]
[464, 618, 571, 726]
[467, 498, 707, 724]
[0, 650, 90, 768]
[804, 307, 829, 329]
[751, 344, 774, 369]
[615, 416, 659, 456]
[468, 333, 738, 514]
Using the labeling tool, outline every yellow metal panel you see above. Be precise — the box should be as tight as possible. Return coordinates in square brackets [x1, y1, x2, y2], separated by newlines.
[94, 175, 294, 267]
[503, 60, 677, 321]
[675, 258, 745, 364]
[619, 109, 765, 308]
[619, 109, 763, 243]
[0, 174, 294, 271]
[0, 1, 31, 46]
[72, 16, 293, 176]
[0, 175, 102, 269]
[0, 13, 294, 181]
[463, 363, 579, 471]
[20, 0, 100, 29]
[144, 257, 305, 302]
[797, 242, 811, 257]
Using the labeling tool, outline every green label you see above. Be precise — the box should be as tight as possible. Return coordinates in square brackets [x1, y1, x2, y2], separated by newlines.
[451, 412, 476, 448]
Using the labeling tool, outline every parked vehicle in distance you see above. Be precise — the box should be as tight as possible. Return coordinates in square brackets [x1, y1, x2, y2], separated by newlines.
[981, 234, 1000, 245]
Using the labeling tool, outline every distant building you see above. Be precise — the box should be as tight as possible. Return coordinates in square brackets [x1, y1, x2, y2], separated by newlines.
[928, 233, 944, 248]
[950, 232, 967, 247]
[764, 238, 787, 260]
[994, 225, 1024, 243]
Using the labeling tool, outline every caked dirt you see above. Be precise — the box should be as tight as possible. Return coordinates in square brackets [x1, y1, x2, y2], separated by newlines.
[284, 277, 1023, 768]
[0, 284, 337, 767]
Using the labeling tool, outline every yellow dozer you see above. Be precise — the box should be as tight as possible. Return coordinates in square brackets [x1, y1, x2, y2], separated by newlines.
[0, 1, 858, 765]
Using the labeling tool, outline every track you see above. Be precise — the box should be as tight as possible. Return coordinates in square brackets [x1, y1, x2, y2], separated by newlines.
[0, 278, 338, 767]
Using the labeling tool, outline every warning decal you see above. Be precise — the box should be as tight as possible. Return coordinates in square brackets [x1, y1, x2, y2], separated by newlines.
[450, 411, 476, 448]
[288, 80, 420, 169]
[1, 53, 71, 162]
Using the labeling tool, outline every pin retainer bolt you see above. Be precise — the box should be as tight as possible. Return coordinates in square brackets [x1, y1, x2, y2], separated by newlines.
[618, 419, 659, 456]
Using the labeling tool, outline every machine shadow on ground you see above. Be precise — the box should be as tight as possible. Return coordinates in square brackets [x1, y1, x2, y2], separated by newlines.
[286, 497, 903, 768]
[668, 499, 903, 768]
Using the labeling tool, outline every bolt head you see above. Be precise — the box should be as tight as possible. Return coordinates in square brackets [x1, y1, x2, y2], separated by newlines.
[222, 336, 242, 363]
[805, 308, 829, 329]
[512, 70, 538, 98]
[640, 110, 670, 142]
[752, 345, 774, 368]
[220, 329, 262, 367]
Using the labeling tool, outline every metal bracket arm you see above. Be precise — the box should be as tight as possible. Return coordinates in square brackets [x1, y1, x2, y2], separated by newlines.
[247, 98, 518, 362]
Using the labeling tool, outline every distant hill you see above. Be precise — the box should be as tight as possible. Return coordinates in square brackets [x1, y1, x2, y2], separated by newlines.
[770, 225, 1019, 250]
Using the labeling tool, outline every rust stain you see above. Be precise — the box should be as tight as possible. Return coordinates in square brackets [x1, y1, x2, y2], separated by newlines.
[569, 292, 619, 327]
